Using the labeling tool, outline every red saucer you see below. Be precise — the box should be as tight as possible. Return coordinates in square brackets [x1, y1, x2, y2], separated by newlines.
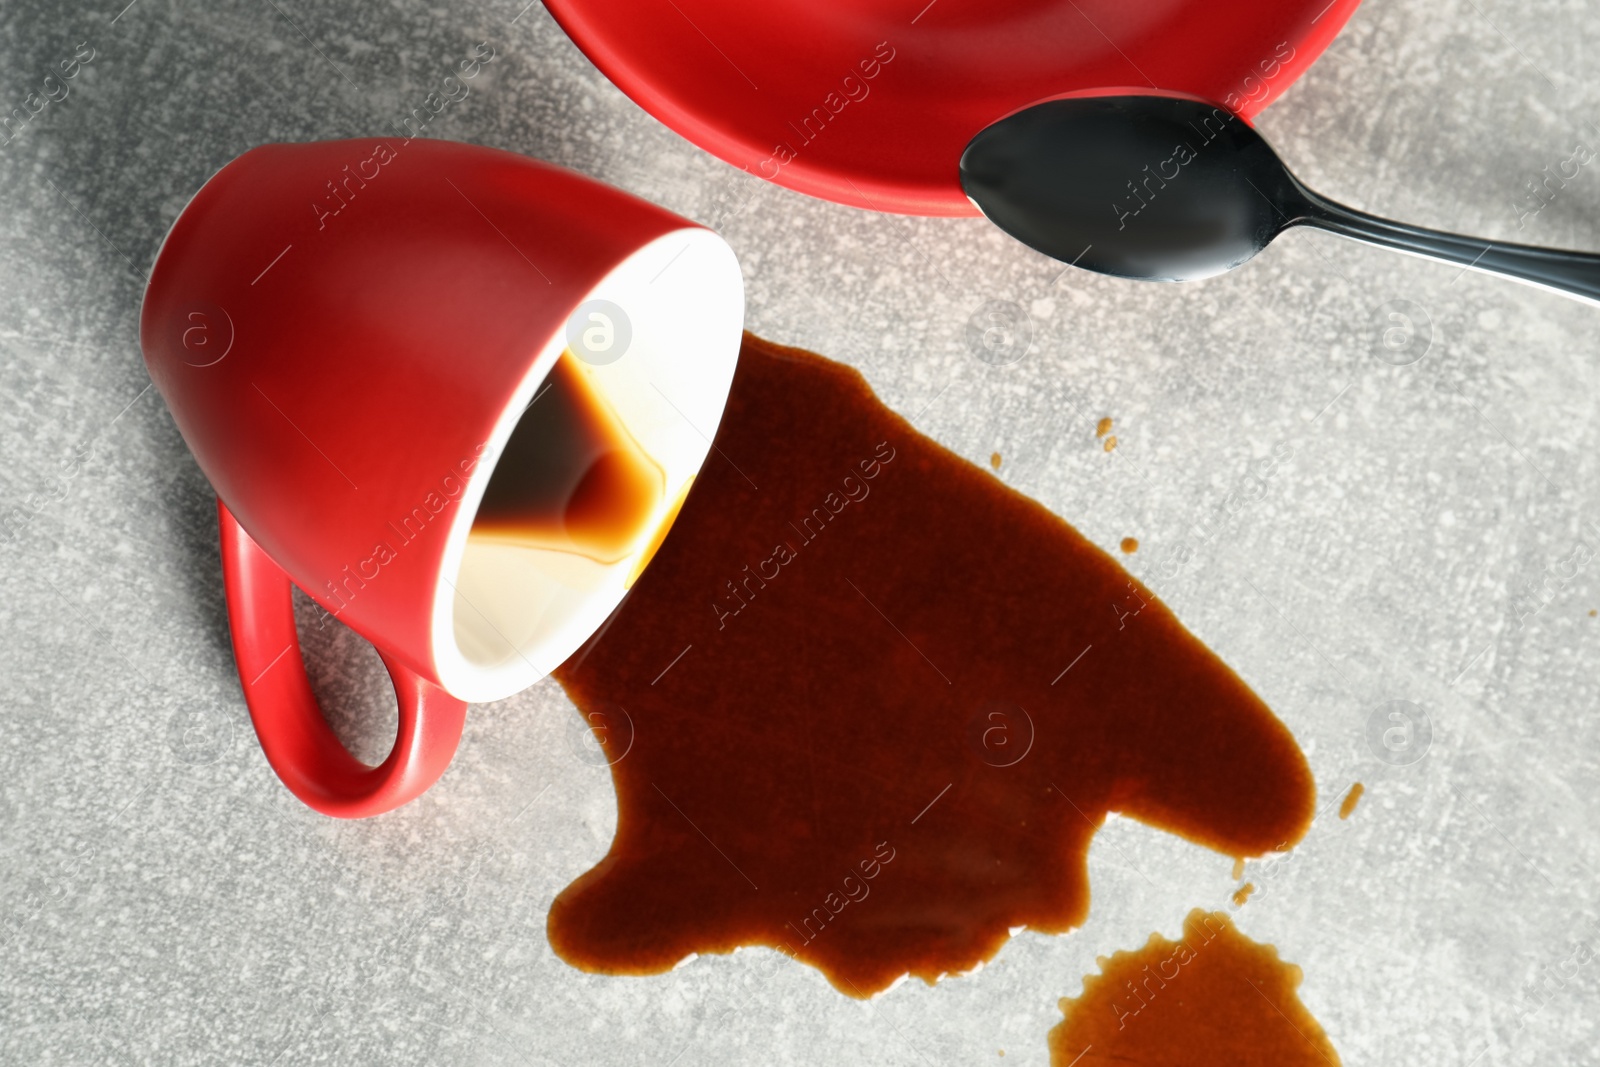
[544, 0, 1362, 216]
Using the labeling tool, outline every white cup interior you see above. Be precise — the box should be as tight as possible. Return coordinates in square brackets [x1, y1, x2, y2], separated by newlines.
[430, 226, 744, 703]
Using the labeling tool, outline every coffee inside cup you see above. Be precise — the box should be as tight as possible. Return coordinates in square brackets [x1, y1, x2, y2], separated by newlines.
[471, 350, 666, 565]
[434, 226, 743, 702]
[452, 349, 687, 672]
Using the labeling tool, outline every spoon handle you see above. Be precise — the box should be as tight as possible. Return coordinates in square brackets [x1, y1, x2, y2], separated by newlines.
[1291, 183, 1600, 306]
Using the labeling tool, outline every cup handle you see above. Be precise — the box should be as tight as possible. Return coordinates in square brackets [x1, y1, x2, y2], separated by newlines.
[217, 498, 468, 818]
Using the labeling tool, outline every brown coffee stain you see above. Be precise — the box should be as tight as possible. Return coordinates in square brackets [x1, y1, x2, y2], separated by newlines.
[1338, 782, 1364, 820]
[549, 332, 1314, 996]
[1096, 417, 1113, 438]
[1103, 436, 1118, 452]
[1120, 537, 1139, 554]
[1231, 882, 1255, 907]
[1231, 856, 1246, 881]
[1050, 910, 1341, 1067]
[991, 451, 1003, 470]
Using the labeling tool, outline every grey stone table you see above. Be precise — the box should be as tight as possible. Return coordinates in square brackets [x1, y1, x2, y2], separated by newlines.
[2, 0, 1598, 1063]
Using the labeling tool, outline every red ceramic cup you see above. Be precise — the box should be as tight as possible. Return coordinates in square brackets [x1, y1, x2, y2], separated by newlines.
[141, 137, 744, 818]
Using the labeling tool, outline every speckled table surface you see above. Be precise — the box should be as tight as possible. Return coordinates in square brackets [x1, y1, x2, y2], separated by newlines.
[2, 0, 1599, 1064]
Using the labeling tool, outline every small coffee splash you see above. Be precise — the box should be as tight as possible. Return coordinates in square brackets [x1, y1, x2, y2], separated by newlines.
[1339, 782, 1364, 820]
[550, 333, 1314, 996]
[991, 451, 1003, 470]
[1231, 882, 1255, 907]
[1050, 910, 1341, 1066]
[1096, 417, 1113, 439]
[1120, 537, 1139, 554]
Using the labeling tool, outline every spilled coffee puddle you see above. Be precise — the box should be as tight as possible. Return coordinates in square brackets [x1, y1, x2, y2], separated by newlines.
[1050, 910, 1341, 1066]
[550, 332, 1314, 995]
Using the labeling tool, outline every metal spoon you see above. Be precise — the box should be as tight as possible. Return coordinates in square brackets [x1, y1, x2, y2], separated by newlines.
[960, 93, 1600, 304]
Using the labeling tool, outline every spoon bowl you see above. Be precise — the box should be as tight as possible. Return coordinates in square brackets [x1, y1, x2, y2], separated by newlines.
[961, 95, 1291, 281]
[962, 93, 1600, 306]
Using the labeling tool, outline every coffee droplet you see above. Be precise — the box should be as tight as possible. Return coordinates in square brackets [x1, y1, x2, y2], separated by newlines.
[1096, 417, 1113, 438]
[990, 452, 1003, 470]
[1120, 537, 1139, 554]
[1339, 782, 1364, 820]
[1103, 435, 1118, 452]
[1231, 882, 1255, 907]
